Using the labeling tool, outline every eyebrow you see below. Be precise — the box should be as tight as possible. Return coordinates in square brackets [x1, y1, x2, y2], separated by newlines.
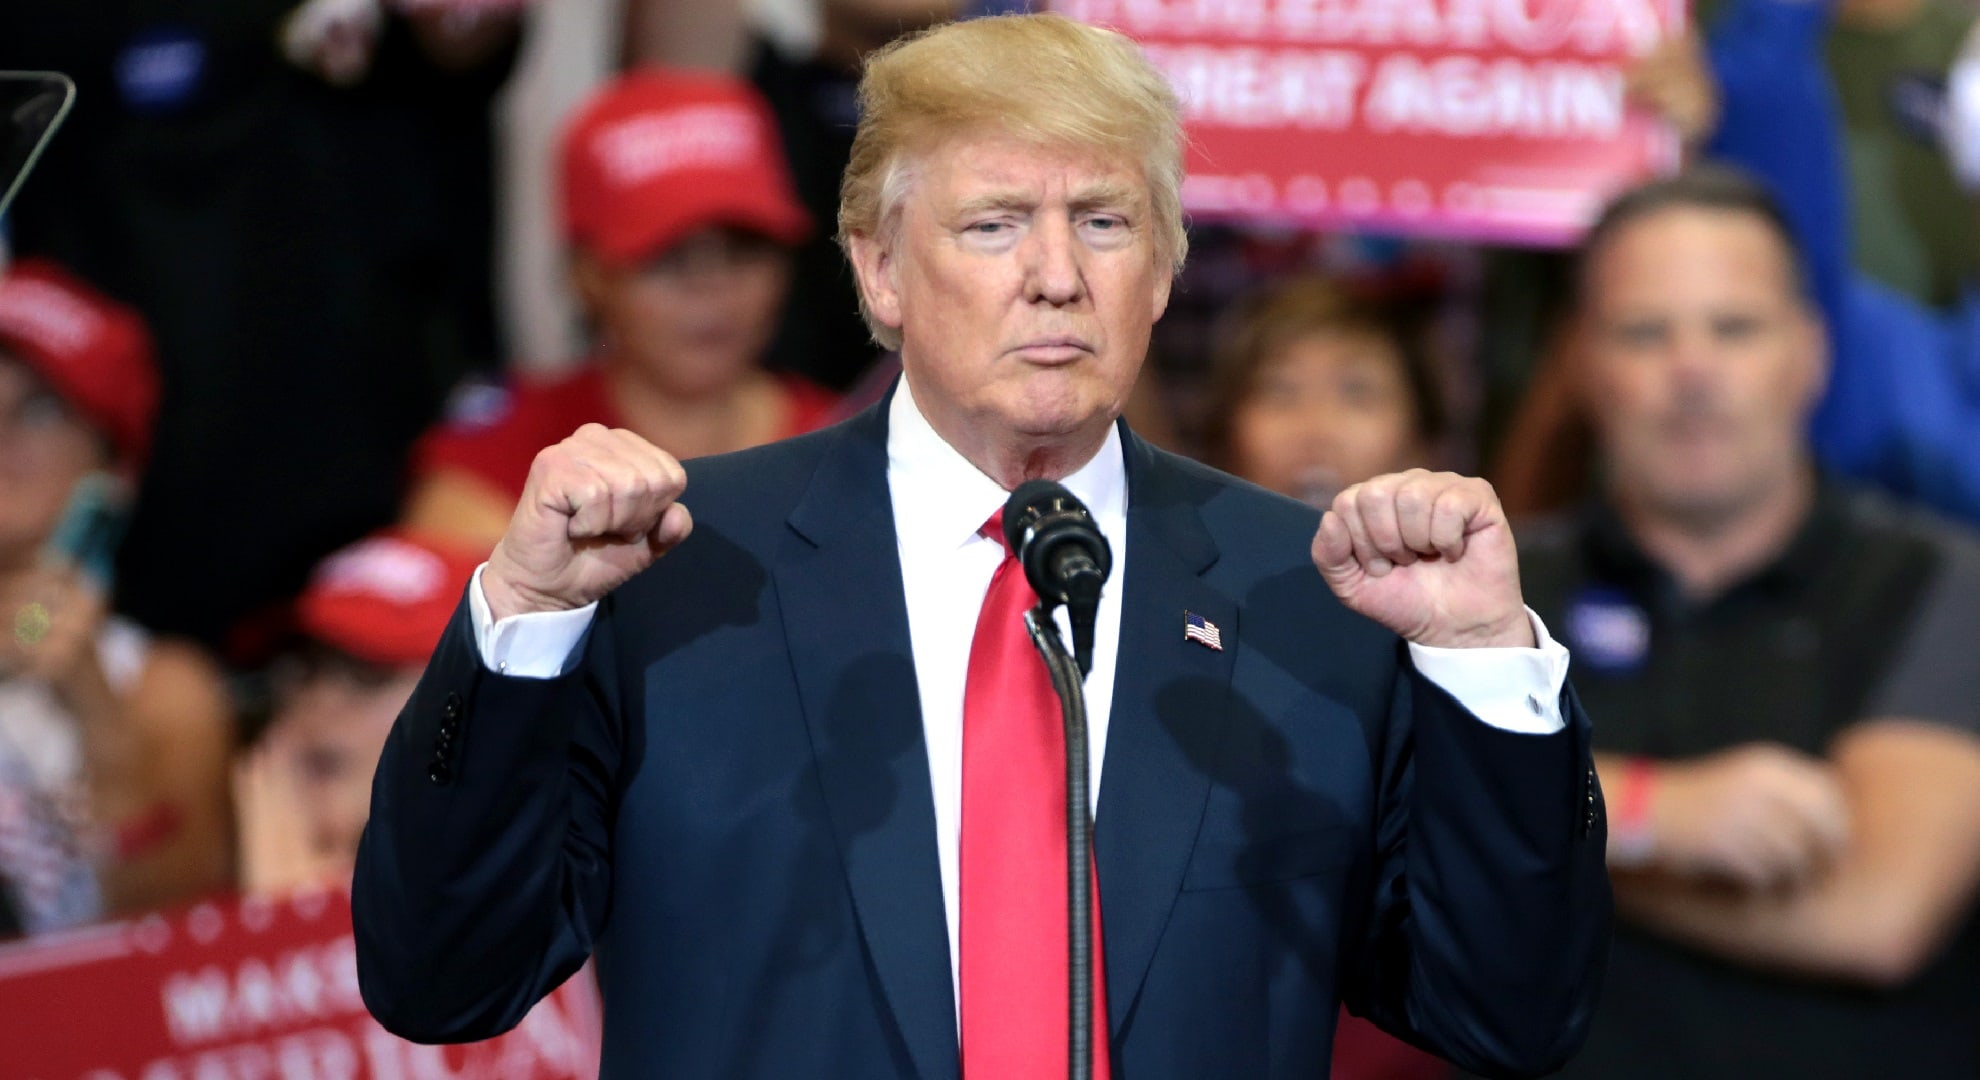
[952, 181, 1145, 218]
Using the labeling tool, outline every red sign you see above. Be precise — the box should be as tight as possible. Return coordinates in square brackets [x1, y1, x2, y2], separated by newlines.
[0, 888, 601, 1080]
[1055, 0, 1685, 246]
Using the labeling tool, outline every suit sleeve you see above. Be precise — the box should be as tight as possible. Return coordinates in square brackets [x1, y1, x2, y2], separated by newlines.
[351, 592, 627, 1042]
[1341, 657, 1612, 1079]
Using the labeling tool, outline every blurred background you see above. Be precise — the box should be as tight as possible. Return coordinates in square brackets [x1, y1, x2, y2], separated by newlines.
[5, 0, 1980, 1076]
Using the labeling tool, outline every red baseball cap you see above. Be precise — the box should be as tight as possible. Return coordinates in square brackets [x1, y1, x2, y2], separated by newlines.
[559, 69, 811, 267]
[0, 258, 159, 466]
[295, 530, 486, 669]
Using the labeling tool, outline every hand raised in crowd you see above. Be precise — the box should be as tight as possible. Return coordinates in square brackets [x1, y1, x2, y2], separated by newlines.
[1, 564, 109, 693]
[1312, 469, 1536, 650]
[482, 424, 694, 621]
[1643, 742, 1852, 890]
[1626, 29, 1720, 148]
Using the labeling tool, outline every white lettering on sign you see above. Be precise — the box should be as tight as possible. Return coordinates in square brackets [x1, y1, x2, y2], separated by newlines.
[1058, 0, 1666, 56]
[1362, 54, 1623, 138]
[1146, 45, 1369, 127]
[161, 939, 368, 1048]
[1146, 42, 1625, 139]
[77, 1010, 595, 1080]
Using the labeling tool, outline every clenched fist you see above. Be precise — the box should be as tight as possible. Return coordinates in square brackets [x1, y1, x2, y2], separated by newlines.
[482, 424, 693, 621]
[1312, 469, 1534, 650]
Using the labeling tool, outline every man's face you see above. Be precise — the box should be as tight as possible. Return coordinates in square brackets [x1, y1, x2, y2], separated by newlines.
[850, 134, 1172, 472]
[1578, 208, 1825, 524]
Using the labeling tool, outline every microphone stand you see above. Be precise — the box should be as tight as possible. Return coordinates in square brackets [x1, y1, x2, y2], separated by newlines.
[1023, 605, 1095, 1080]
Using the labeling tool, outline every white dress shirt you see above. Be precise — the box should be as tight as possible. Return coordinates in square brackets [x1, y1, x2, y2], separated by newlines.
[465, 378, 1573, 1010]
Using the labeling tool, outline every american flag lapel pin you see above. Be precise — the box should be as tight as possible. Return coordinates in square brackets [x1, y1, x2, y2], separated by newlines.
[1183, 611, 1223, 651]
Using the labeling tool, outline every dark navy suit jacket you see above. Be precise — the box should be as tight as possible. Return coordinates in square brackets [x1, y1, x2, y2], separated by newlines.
[353, 397, 1610, 1078]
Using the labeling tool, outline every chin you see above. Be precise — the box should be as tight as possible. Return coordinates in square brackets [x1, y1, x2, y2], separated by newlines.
[1004, 380, 1115, 435]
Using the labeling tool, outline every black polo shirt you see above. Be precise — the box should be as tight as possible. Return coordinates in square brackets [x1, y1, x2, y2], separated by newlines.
[1518, 483, 1980, 1080]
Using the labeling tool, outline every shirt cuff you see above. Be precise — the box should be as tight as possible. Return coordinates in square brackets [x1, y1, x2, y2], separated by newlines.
[1405, 608, 1571, 735]
[467, 564, 597, 679]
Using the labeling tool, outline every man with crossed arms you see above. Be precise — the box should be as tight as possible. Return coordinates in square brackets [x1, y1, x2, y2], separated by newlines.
[353, 14, 1609, 1078]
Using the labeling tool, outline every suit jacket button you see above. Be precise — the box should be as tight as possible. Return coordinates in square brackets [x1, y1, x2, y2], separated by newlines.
[440, 716, 461, 738]
[443, 692, 463, 721]
[428, 761, 453, 786]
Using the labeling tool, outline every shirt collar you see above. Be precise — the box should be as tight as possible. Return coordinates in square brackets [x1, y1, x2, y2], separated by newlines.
[1582, 478, 1849, 611]
[886, 376, 1127, 552]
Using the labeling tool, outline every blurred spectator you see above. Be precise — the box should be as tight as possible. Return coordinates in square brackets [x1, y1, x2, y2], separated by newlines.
[403, 70, 835, 547]
[1202, 276, 1447, 508]
[1827, 0, 1980, 308]
[1520, 170, 1980, 1079]
[1499, 1, 1980, 528]
[0, 1, 520, 653]
[0, 260, 233, 937]
[749, 0, 962, 391]
[1201, 275, 1453, 1080]
[1490, 0, 1853, 503]
[234, 530, 480, 894]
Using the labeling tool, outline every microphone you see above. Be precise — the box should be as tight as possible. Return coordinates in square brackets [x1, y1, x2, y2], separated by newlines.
[1002, 480, 1112, 676]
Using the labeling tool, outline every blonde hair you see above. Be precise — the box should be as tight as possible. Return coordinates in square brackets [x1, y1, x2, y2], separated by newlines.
[837, 13, 1189, 350]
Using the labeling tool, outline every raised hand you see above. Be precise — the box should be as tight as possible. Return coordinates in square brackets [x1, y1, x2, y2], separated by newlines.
[482, 424, 693, 621]
[1311, 469, 1534, 650]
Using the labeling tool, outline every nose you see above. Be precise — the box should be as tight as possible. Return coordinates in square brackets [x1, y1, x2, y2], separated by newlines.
[1667, 322, 1719, 387]
[1023, 215, 1085, 307]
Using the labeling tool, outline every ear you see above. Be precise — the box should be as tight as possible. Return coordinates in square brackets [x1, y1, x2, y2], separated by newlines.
[1151, 262, 1173, 324]
[1794, 302, 1830, 409]
[568, 248, 611, 314]
[846, 231, 904, 334]
[1558, 316, 1598, 410]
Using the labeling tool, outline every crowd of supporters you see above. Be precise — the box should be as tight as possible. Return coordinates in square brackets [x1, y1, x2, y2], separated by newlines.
[4, 0, 1980, 1075]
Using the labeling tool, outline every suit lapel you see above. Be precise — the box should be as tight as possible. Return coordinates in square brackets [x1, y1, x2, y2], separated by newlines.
[1096, 428, 1238, 1036]
[775, 398, 960, 1080]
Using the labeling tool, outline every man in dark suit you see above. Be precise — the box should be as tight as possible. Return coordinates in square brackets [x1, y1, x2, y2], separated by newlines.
[353, 14, 1610, 1079]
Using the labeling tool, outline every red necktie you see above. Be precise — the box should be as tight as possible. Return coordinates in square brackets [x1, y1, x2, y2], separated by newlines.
[960, 510, 1110, 1078]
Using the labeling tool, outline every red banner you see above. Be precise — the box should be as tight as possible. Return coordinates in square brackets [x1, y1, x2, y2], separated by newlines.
[0, 888, 601, 1080]
[1054, 0, 1685, 246]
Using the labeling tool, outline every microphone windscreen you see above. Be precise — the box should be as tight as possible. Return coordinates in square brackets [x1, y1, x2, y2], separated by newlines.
[1003, 479, 1074, 554]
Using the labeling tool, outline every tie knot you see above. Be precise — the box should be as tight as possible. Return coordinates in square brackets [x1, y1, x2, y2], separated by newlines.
[980, 509, 1009, 553]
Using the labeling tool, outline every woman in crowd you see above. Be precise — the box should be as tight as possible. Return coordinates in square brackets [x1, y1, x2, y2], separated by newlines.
[1201, 273, 1453, 1080]
[403, 69, 837, 547]
[0, 259, 233, 935]
[1203, 275, 1448, 507]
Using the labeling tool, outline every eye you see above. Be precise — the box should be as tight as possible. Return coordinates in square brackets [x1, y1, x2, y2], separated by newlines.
[1337, 372, 1388, 407]
[1712, 314, 1763, 343]
[968, 221, 1009, 235]
[1612, 319, 1666, 350]
[14, 389, 70, 430]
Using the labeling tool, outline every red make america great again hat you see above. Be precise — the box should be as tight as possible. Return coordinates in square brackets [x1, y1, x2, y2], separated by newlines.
[296, 530, 486, 669]
[0, 258, 159, 466]
[558, 69, 811, 266]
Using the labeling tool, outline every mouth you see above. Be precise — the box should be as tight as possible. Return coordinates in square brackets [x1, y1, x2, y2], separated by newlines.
[1008, 337, 1094, 365]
